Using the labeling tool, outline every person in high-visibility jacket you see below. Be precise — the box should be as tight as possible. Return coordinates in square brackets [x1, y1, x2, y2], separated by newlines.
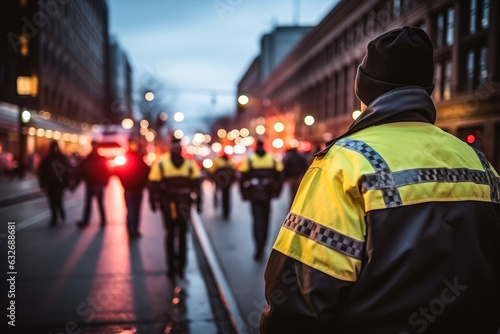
[239, 140, 284, 260]
[149, 138, 202, 280]
[210, 154, 235, 220]
[260, 27, 500, 333]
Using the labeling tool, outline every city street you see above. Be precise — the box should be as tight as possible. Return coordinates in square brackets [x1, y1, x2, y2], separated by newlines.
[0, 175, 292, 333]
[0, 177, 225, 334]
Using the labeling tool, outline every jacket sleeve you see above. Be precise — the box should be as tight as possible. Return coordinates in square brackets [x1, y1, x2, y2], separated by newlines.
[260, 156, 367, 333]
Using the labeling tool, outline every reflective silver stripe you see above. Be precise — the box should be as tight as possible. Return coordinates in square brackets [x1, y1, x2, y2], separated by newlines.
[282, 212, 364, 260]
[473, 148, 500, 203]
[363, 168, 490, 190]
[335, 138, 402, 208]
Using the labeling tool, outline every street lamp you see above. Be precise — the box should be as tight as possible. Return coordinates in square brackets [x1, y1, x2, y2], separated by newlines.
[145, 91, 155, 101]
[217, 129, 227, 138]
[304, 115, 315, 126]
[255, 125, 266, 135]
[238, 94, 249, 105]
[274, 122, 285, 133]
[174, 129, 184, 139]
[174, 112, 184, 122]
[21, 109, 31, 123]
[121, 118, 134, 130]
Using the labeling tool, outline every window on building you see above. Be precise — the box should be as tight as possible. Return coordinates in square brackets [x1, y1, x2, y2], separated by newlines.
[469, 0, 490, 34]
[482, 0, 489, 29]
[436, 6, 454, 47]
[466, 50, 475, 91]
[393, 0, 401, 19]
[470, 0, 477, 34]
[436, 13, 444, 47]
[479, 46, 488, 82]
[443, 60, 452, 100]
[464, 46, 489, 91]
[446, 7, 454, 45]
[20, 34, 29, 57]
[433, 63, 442, 102]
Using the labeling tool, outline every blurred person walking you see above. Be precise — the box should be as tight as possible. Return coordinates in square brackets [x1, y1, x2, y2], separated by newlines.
[260, 27, 500, 333]
[38, 141, 72, 226]
[283, 148, 308, 207]
[149, 138, 202, 280]
[210, 153, 235, 220]
[239, 140, 283, 261]
[115, 141, 150, 238]
[74, 141, 111, 228]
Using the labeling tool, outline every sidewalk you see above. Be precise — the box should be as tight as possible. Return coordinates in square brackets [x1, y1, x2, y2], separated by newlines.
[0, 172, 42, 206]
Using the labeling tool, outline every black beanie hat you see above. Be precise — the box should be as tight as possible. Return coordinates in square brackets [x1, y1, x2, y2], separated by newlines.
[355, 26, 435, 106]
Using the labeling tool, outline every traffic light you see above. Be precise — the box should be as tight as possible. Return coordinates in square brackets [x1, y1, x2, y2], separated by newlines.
[459, 128, 483, 150]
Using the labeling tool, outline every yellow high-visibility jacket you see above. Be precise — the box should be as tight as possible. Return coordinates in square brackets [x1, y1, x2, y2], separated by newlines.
[239, 152, 284, 201]
[210, 156, 235, 188]
[260, 88, 500, 333]
[148, 152, 201, 201]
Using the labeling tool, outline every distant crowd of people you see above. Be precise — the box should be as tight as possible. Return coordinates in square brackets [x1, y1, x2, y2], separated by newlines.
[37, 137, 310, 280]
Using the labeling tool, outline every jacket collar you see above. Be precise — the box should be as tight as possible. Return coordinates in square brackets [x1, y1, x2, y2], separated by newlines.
[315, 87, 436, 157]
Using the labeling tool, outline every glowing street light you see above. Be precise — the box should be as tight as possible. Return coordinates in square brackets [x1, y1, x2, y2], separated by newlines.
[255, 125, 266, 135]
[217, 129, 227, 138]
[145, 91, 155, 101]
[238, 94, 249, 105]
[304, 115, 315, 126]
[21, 110, 31, 123]
[203, 159, 214, 169]
[193, 133, 205, 145]
[174, 112, 184, 122]
[274, 122, 285, 133]
[140, 119, 149, 128]
[212, 142, 222, 152]
[240, 128, 250, 137]
[121, 118, 134, 130]
[352, 110, 362, 120]
[174, 129, 184, 139]
[230, 129, 240, 138]
[272, 138, 284, 149]
[234, 144, 246, 154]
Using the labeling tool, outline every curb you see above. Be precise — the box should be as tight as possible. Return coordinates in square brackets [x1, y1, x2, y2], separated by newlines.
[191, 209, 250, 334]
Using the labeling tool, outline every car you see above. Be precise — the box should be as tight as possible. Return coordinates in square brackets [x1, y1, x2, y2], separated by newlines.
[95, 141, 127, 168]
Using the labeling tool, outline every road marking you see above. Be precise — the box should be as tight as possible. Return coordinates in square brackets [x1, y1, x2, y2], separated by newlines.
[16, 198, 81, 231]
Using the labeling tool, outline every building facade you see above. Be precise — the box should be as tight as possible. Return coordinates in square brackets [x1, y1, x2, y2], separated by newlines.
[109, 37, 133, 123]
[241, 0, 500, 169]
[0, 0, 112, 171]
[237, 26, 313, 114]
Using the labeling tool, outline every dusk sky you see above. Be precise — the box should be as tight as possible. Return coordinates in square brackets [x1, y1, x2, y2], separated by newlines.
[107, 0, 338, 134]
